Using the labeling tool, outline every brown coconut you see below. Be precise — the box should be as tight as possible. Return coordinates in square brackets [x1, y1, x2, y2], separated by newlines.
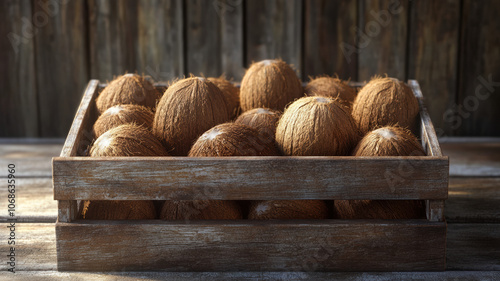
[90, 124, 169, 157]
[207, 76, 240, 119]
[188, 123, 280, 157]
[248, 200, 329, 220]
[80, 200, 157, 220]
[234, 108, 281, 145]
[240, 59, 303, 112]
[334, 126, 426, 220]
[352, 77, 419, 134]
[305, 76, 357, 110]
[152, 77, 231, 156]
[95, 73, 161, 114]
[93, 104, 154, 138]
[160, 200, 243, 220]
[275, 96, 359, 156]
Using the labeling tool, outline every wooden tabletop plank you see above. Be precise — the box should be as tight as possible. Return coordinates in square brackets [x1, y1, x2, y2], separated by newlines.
[446, 177, 500, 223]
[2, 222, 499, 272]
[0, 144, 62, 177]
[441, 141, 500, 177]
[1, 271, 499, 280]
[0, 178, 56, 223]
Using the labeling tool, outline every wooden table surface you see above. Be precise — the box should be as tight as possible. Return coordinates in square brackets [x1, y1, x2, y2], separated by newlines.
[0, 138, 499, 280]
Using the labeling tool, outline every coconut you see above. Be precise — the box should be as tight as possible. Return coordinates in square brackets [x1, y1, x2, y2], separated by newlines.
[240, 59, 303, 112]
[248, 200, 329, 220]
[275, 96, 359, 156]
[207, 76, 240, 119]
[334, 126, 426, 219]
[93, 104, 154, 138]
[352, 77, 419, 134]
[95, 73, 161, 114]
[188, 123, 280, 157]
[234, 108, 281, 142]
[353, 126, 426, 156]
[152, 77, 231, 156]
[90, 124, 169, 157]
[304, 76, 356, 110]
[80, 200, 157, 220]
[160, 200, 242, 220]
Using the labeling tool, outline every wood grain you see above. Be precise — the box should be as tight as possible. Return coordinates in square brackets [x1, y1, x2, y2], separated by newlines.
[0, 144, 62, 177]
[0, 178, 56, 223]
[34, 0, 89, 137]
[446, 177, 500, 223]
[447, 223, 500, 271]
[245, 0, 302, 77]
[56, 220, 445, 271]
[1, 271, 499, 280]
[458, 0, 500, 136]
[358, 0, 409, 81]
[441, 141, 500, 177]
[0, 0, 38, 137]
[186, 0, 244, 80]
[303, 0, 358, 80]
[407, 0, 460, 137]
[137, 0, 184, 82]
[53, 156, 448, 201]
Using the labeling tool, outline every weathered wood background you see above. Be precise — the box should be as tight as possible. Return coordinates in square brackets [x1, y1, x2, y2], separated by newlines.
[1, 0, 499, 138]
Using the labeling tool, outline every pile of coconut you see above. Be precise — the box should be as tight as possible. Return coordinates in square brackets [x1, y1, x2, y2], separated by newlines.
[82, 59, 426, 221]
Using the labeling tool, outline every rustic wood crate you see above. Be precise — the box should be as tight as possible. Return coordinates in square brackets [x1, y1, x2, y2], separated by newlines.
[52, 80, 448, 272]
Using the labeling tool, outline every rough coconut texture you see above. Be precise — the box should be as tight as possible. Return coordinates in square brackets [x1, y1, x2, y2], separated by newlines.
[160, 200, 243, 220]
[240, 59, 303, 112]
[248, 200, 329, 219]
[276, 96, 359, 156]
[93, 104, 154, 138]
[207, 76, 240, 119]
[152, 77, 231, 156]
[352, 77, 419, 134]
[90, 124, 169, 157]
[353, 126, 426, 156]
[188, 123, 280, 157]
[96, 73, 161, 114]
[234, 108, 281, 146]
[304, 76, 357, 110]
[80, 200, 157, 220]
[334, 125, 426, 219]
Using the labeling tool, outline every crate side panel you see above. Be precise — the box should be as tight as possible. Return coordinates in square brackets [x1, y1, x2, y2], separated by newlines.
[56, 220, 445, 271]
[53, 157, 449, 200]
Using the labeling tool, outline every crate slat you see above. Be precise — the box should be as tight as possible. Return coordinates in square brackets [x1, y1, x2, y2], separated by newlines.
[56, 220, 446, 272]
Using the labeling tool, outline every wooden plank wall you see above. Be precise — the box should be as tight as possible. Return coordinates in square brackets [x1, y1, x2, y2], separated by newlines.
[1, 0, 499, 138]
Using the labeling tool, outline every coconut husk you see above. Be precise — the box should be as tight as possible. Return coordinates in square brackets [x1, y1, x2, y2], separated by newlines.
[335, 125, 426, 219]
[188, 123, 280, 157]
[160, 200, 243, 220]
[333, 200, 426, 219]
[240, 59, 303, 112]
[93, 104, 154, 138]
[207, 76, 240, 119]
[96, 73, 161, 114]
[248, 200, 329, 219]
[304, 76, 356, 110]
[80, 200, 157, 220]
[352, 77, 419, 134]
[234, 108, 281, 143]
[90, 124, 169, 157]
[152, 77, 231, 156]
[353, 126, 426, 156]
[275, 96, 360, 156]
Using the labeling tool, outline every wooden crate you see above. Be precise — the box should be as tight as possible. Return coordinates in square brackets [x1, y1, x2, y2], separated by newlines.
[52, 80, 448, 272]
